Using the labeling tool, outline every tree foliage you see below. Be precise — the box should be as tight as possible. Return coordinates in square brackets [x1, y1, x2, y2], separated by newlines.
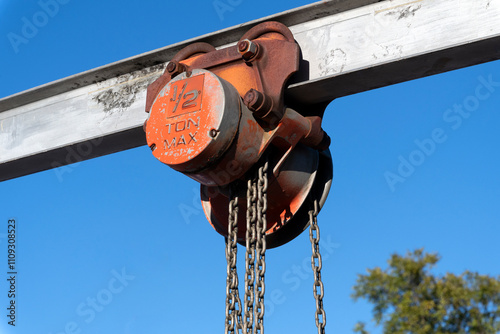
[352, 249, 500, 334]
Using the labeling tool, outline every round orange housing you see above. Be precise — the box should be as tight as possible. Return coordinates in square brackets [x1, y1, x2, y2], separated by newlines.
[146, 69, 241, 174]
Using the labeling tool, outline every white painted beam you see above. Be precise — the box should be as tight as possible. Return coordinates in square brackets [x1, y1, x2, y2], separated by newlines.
[1, 0, 499, 181]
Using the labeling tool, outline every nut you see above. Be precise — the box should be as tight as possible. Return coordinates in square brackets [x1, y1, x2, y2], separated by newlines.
[166, 61, 185, 77]
[238, 39, 259, 61]
[244, 88, 283, 126]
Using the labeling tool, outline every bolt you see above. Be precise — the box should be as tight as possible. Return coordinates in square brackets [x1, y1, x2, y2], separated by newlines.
[209, 129, 218, 138]
[244, 89, 281, 125]
[238, 39, 259, 61]
[238, 40, 250, 53]
[244, 89, 264, 112]
[166, 62, 176, 73]
[166, 61, 185, 77]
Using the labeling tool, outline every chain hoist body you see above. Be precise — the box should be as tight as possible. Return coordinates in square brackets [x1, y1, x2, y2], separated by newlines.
[145, 22, 332, 248]
[144, 21, 332, 333]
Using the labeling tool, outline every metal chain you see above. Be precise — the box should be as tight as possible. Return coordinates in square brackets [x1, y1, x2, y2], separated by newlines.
[223, 158, 326, 334]
[255, 161, 268, 334]
[243, 178, 257, 334]
[309, 199, 326, 334]
[225, 193, 243, 334]
[224, 159, 268, 334]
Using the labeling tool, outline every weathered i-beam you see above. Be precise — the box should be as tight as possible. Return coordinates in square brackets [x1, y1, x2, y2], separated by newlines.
[1, 0, 499, 181]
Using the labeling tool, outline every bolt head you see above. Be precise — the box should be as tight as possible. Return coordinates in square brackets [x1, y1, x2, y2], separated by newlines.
[244, 89, 262, 111]
[238, 40, 250, 52]
[238, 39, 259, 61]
[209, 129, 218, 138]
[166, 61, 186, 78]
[166, 62, 177, 73]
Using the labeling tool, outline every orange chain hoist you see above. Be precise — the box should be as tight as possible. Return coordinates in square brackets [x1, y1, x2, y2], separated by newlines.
[144, 21, 333, 248]
[144, 21, 331, 334]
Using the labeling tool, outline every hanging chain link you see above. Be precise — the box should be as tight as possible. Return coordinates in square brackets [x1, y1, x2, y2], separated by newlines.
[309, 199, 326, 334]
[243, 178, 257, 334]
[221, 154, 332, 334]
[222, 158, 272, 334]
[225, 193, 243, 334]
[255, 161, 268, 334]
[224, 160, 327, 334]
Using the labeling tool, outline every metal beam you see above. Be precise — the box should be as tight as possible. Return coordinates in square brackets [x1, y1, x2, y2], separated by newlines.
[1, 0, 499, 181]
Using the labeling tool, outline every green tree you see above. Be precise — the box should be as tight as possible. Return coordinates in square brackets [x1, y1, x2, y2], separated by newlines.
[352, 249, 500, 334]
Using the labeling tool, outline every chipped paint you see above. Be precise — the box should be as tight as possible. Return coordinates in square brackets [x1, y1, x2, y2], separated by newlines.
[385, 3, 422, 20]
[375, 0, 423, 14]
[91, 64, 165, 115]
[372, 44, 404, 60]
[318, 48, 347, 77]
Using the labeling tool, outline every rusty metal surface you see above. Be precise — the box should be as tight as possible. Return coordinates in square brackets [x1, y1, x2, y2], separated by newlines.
[145, 21, 333, 246]
[145, 21, 329, 183]
[264, 148, 333, 248]
[146, 21, 300, 126]
[200, 145, 334, 249]
[178, 106, 328, 186]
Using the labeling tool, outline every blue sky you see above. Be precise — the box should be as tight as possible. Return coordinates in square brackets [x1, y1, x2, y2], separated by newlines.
[1, 0, 500, 333]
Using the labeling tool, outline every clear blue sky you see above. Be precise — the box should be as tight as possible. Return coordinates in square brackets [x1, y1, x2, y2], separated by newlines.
[1, 0, 500, 333]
